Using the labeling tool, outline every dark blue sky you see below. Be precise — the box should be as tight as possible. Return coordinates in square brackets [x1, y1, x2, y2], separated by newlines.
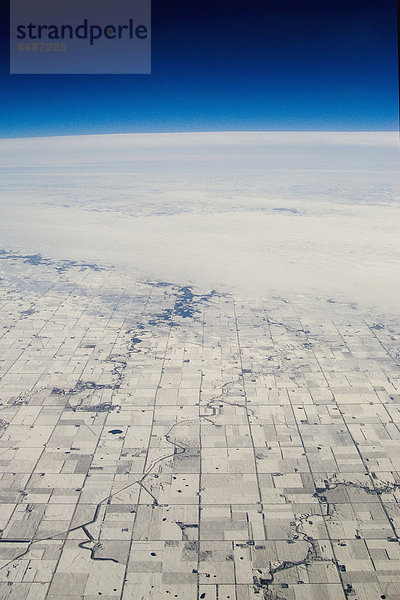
[0, 0, 398, 137]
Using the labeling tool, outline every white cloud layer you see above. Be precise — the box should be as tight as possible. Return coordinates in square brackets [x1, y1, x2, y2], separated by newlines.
[0, 132, 399, 313]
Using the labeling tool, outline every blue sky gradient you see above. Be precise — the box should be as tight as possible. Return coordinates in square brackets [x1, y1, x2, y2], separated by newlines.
[0, 0, 398, 137]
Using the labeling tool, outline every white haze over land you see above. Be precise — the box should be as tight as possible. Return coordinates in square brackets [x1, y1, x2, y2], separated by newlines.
[0, 131, 399, 313]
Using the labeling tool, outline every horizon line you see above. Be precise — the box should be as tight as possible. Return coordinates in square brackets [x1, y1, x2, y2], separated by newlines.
[0, 129, 399, 141]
